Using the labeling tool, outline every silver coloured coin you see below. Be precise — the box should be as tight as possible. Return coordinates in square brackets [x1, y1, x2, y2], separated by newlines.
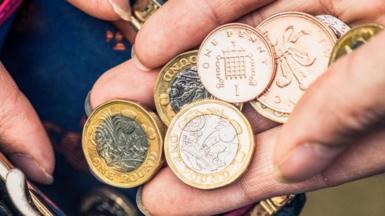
[84, 92, 92, 117]
[169, 65, 210, 113]
[95, 114, 149, 172]
[316, 15, 351, 38]
[180, 114, 238, 174]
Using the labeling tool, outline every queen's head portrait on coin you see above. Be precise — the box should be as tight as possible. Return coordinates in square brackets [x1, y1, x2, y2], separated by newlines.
[164, 100, 254, 189]
[82, 100, 163, 188]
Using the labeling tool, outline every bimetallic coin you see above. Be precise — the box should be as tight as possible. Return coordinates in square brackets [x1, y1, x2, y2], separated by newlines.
[82, 100, 164, 188]
[165, 100, 254, 189]
[249, 101, 289, 124]
[131, 0, 163, 30]
[80, 188, 139, 216]
[316, 15, 351, 38]
[253, 12, 336, 122]
[155, 50, 210, 126]
[329, 24, 384, 64]
[198, 23, 276, 103]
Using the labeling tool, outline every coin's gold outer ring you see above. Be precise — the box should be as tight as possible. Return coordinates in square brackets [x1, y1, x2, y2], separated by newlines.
[197, 23, 277, 103]
[255, 11, 337, 118]
[82, 100, 163, 188]
[154, 50, 198, 126]
[164, 99, 255, 189]
[249, 101, 289, 124]
[329, 24, 384, 65]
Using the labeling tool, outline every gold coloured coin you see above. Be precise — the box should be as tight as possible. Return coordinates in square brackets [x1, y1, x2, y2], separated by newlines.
[329, 24, 384, 65]
[154, 50, 210, 126]
[82, 100, 164, 188]
[251, 12, 337, 123]
[249, 101, 289, 124]
[164, 99, 254, 189]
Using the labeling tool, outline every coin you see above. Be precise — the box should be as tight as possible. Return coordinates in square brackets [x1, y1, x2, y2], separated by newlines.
[155, 50, 210, 126]
[164, 99, 254, 189]
[249, 100, 289, 124]
[84, 92, 92, 117]
[329, 24, 384, 64]
[252, 12, 336, 122]
[136, 186, 151, 216]
[80, 187, 139, 216]
[82, 100, 164, 188]
[316, 15, 351, 38]
[197, 23, 276, 103]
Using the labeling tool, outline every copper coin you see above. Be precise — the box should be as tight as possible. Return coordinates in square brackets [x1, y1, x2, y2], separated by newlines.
[198, 23, 276, 103]
[256, 12, 336, 114]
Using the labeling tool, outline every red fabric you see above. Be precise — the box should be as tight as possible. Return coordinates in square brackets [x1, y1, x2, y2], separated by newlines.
[0, 0, 22, 25]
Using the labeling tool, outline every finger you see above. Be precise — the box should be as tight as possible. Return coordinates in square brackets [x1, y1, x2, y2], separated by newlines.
[142, 126, 385, 215]
[90, 59, 159, 109]
[242, 103, 278, 134]
[274, 30, 385, 183]
[67, 0, 130, 21]
[134, 0, 275, 70]
[0, 64, 54, 184]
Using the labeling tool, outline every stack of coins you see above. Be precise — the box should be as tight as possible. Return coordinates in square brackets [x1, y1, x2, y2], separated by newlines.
[82, 10, 383, 216]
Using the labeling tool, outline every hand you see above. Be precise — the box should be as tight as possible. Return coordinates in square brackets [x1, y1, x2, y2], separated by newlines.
[69, 0, 385, 215]
[0, 63, 54, 184]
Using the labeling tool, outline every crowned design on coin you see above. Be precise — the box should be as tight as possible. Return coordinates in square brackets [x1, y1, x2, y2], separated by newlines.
[165, 100, 254, 189]
[197, 23, 276, 103]
[329, 24, 384, 64]
[252, 12, 336, 121]
[82, 100, 163, 188]
[316, 15, 351, 38]
[155, 50, 210, 126]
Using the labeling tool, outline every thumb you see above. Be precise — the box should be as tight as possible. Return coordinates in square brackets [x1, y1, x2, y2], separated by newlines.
[67, 0, 131, 21]
[274, 29, 385, 183]
[0, 64, 54, 184]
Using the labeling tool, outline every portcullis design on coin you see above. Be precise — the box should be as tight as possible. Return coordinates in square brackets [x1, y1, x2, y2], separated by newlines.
[155, 50, 210, 126]
[82, 100, 164, 188]
[165, 100, 254, 189]
[197, 23, 276, 103]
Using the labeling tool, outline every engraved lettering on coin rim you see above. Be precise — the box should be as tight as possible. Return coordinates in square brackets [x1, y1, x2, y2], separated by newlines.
[82, 101, 163, 188]
[165, 100, 254, 189]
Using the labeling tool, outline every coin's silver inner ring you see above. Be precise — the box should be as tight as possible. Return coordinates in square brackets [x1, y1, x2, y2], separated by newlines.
[179, 114, 239, 174]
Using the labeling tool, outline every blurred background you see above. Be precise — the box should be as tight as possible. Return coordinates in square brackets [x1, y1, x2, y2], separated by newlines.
[302, 174, 385, 215]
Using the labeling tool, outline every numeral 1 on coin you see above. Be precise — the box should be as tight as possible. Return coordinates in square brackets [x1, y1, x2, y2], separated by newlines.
[235, 84, 240, 96]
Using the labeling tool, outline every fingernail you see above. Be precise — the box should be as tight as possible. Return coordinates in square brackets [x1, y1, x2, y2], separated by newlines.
[9, 154, 54, 185]
[108, 0, 132, 21]
[274, 143, 344, 183]
[133, 55, 151, 72]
